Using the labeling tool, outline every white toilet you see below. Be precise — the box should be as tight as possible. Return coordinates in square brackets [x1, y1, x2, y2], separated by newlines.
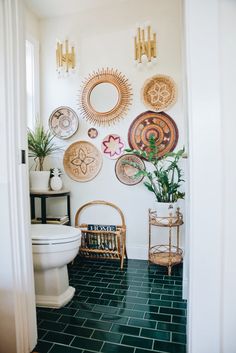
[31, 224, 81, 308]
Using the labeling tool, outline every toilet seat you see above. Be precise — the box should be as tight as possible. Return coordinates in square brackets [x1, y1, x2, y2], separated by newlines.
[31, 224, 81, 245]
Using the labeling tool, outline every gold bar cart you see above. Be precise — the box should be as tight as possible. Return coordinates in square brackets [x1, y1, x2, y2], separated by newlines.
[148, 208, 184, 275]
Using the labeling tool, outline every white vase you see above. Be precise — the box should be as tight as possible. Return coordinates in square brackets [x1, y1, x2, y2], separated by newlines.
[50, 175, 63, 191]
[30, 171, 50, 192]
[152, 201, 179, 218]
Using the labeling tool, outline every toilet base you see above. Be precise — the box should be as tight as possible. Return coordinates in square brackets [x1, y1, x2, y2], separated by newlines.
[36, 285, 75, 308]
[34, 265, 75, 308]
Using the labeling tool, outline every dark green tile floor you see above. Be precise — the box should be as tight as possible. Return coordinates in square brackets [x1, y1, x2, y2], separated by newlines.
[34, 258, 187, 353]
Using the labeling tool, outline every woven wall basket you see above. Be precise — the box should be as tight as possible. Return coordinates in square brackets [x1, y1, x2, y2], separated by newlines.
[141, 74, 177, 112]
[128, 111, 179, 159]
[63, 141, 103, 182]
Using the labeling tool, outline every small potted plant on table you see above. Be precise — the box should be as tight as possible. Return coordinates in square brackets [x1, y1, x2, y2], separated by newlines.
[28, 121, 60, 191]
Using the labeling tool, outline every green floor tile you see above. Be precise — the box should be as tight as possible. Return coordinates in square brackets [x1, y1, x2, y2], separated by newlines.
[56, 307, 77, 316]
[86, 297, 110, 306]
[36, 259, 186, 353]
[172, 332, 187, 344]
[101, 342, 134, 353]
[154, 339, 186, 353]
[49, 344, 83, 353]
[36, 311, 61, 322]
[157, 322, 186, 333]
[64, 325, 93, 337]
[92, 329, 122, 343]
[125, 296, 148, 305]
[75, 309, 102, 320]
[111, 323, 140, 336]
[122, 334, 153, 349]
[43, 331, 74, 345]
[69, 302, 95, 310]
[83, 318, 112, 331]
[34, 340, 53, 353]
[172, 315, 187, 324]
[160, 307, 186, 316]
[101, 313, 129, 324]
[93, 304, 120, 314]
[141, 327, 171, 341]
[109, 300, 135, 310]
[118, 308, 144, 318]
[144, 312, 171, 322]
[38, 320, 67, 332]
[71, 336, 103, 351]
[128, 318, 156, 329]
[58, 316, 85, 326]
[37, 328, 47, 340]
[133, 303, 159, 312]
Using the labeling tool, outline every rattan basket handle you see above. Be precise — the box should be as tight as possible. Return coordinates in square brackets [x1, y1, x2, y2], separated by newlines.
[75, 200, 126, 228]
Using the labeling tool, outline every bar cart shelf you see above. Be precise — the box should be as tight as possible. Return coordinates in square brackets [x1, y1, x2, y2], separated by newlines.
[148, 208, 184, 276]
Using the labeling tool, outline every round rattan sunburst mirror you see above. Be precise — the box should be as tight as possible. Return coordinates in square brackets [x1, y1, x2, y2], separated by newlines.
[78, 68, 132, 126]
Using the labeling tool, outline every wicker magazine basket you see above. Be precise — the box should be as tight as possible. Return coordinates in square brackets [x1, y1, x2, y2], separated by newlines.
[75, 200, 127, 269]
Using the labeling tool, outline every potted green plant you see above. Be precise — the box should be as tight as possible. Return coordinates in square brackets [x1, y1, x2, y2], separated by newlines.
[28, 121, 60, 191]
[124, 135, 185, 216]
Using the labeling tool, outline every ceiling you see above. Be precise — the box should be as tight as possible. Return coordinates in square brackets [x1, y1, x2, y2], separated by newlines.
[24, 0, 128, 19]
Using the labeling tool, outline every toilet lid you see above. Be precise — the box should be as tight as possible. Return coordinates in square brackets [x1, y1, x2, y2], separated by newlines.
[31, 224, 81, 244]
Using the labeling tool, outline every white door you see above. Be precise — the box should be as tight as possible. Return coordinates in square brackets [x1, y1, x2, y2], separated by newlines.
[0, 0, 37, 352]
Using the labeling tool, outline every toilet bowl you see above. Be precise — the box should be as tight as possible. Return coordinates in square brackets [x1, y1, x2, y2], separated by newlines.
[31, 224, 81, 308]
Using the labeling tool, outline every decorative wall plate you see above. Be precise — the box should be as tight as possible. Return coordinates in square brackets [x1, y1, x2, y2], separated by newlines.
[141, 75, 177, 112]
[63, 141, 102, 182]
[128, 111, 178, 158]
[101, 134, 125, 159]
[115, 154, 145, 186]
[49, 106, 79, 139]
[88, 128, 98, 139]
[78, 68, 132, 126]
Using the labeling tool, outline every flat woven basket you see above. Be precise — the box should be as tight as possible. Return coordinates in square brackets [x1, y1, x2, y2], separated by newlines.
[141, 74, 177, 112]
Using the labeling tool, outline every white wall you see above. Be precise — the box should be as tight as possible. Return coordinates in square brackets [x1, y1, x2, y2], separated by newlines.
[219, 0, 236, 351]
[24, 5, 39, 39]
[39, 0, 186, 259]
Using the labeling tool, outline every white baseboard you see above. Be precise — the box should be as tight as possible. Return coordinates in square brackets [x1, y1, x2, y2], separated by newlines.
[126, 245, 148, 260]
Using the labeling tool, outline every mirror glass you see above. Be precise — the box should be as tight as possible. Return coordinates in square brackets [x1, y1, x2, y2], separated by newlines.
[90, 83, 119, 113]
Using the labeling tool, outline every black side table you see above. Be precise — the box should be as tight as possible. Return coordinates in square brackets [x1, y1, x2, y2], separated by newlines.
[30, 189, 71, 225]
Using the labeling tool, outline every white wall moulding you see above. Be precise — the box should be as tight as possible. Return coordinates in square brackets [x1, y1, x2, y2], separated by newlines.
[0, 0, 37, 352]
[184, 0, 222, 352]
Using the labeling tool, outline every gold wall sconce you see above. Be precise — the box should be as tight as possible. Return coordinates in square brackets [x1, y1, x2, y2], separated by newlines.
[134, 25, 157, 64]
[56, 39, 76, 76]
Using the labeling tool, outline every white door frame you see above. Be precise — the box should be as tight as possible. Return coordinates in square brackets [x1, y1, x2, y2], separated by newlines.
[0, 0, 37, 352]
[184, 0, 222, 352]
[0, 0, 228, 352]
